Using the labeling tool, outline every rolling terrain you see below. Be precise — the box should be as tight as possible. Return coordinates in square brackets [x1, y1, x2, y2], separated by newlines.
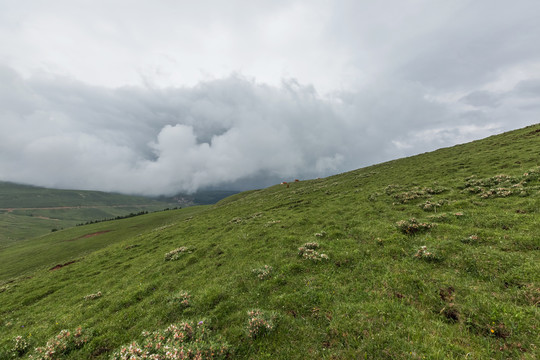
[0, 183, 238, 247]
[0, 182, 176, 246]
[0, 124, 539, 359]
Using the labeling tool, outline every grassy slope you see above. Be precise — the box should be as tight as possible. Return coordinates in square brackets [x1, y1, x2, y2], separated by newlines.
[0, 182, 171, 208]
[0, 206, 210, 282]
[0, 182, 173, 246]
[0, 124, 539, 359]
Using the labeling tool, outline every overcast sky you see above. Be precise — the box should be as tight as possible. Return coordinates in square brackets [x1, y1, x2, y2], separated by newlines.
[0, 0, 539, 195]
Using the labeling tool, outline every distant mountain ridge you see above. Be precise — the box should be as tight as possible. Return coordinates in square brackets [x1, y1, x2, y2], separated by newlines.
[0, 181, 164, 208]
[0, 182, 174, 245]
[0, 182, 239, 244]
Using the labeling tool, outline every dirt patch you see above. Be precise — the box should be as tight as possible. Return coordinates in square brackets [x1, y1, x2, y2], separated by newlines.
[34, 215, 60, 220]
[49, 260, 77, 271]
[81, 230, 112, 238]
[64, 230, 112, 241]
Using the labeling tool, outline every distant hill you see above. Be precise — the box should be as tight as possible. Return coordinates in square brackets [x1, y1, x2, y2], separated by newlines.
[0, 181, 167, 208]
[0, 183, 239, 245]
[0, 124, 538, 359]
[0, 182, 175, 245]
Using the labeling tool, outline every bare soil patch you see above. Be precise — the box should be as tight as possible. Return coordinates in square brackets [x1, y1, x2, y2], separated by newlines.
[65, 230, 113, 241]
[80, 230, 112, 238]
[49, 260, 77, 271]
[34, 215, 60, 220]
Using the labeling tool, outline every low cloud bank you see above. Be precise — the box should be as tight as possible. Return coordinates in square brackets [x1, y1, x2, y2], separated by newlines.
[0, 66, 538, 195]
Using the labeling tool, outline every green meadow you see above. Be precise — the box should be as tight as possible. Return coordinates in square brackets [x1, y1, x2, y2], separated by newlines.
[0, 124, 539, 359]
[0, 183, 174, 246]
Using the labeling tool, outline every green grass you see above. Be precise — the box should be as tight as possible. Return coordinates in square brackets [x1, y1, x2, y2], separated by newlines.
[0, 206, 210, 282]
[0, 183, 176, 245]
[0, 124, 539, 359]
[0, 182, 168, 208]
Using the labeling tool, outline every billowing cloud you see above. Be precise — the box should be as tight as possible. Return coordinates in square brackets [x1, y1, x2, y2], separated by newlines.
[0, 1, 539, 195]
[0, 70, 361, 194]
[1, 66, 538, 195]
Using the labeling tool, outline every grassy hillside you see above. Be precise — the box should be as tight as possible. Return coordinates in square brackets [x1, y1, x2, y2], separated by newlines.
[0, 206, 210, 282]
[0, 182, 171, 208]
[0, 124, 539, 359]
[0, 183, 175, 246]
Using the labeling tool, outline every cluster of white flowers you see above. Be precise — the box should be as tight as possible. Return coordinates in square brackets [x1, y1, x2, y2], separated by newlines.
[298, 242, 329, 261]
[83, 291, 102, 301]
[164, 247, 189, 261]
[252, 265, 273, 280]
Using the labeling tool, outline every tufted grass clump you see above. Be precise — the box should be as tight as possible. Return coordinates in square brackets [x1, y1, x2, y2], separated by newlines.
[298, 242, 329, 261]
[302, 242, 319, 250]
[171, 291, 191, 309]
[461, 234, 479, 244]
[395, 218, 434, 235]
[426, 212, 449, 222]
[390, 186, 447, 204]
[414, 246, 438, 261]
[252, 265, 273, 280]
[479, 187, 514, 198]
[32, 328, 89, 360]
[419, 199, 447, 212]
[465, 174, 516, 189]
[83, 291, 102, 301]
[111, 321, 229, 360]
[164, 246, 190, 261]
[463, 167, 540, 198]
[246, 310, 275, 339]
[11, 335, 29, 357]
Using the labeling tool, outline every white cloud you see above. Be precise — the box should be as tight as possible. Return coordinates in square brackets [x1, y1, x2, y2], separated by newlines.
[0, 1, 539, 195]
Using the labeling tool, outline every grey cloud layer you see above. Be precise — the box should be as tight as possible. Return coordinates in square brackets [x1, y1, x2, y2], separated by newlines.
[1, 66, 538, 195]
[1, 1, 540, 194]
[0, 69, 349, 194]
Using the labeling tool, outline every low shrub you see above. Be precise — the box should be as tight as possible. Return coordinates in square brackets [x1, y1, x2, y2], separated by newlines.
[252, 265, 273, 280]
[264, 220, 281, 227]
[84, 291, 102, 301]
[246, 310, 275, 339]
[111, 321, 229, 360]
[414, 246, 437, 261]
[298, 242, 329, 261]
[172, 291, 191, 309]
[463, 168, 540, 198]
[302, 242, 319, 250]
[32, 327, 89, 360]
[11, 335, 29, 356]
[164, 247, 190, 261]
[461, 234, 479, 244]
[395, 218, 434, 235]
[391, 186, 447, 204]
[427, 213, 449, 222]
[419, 199, 447, 212]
